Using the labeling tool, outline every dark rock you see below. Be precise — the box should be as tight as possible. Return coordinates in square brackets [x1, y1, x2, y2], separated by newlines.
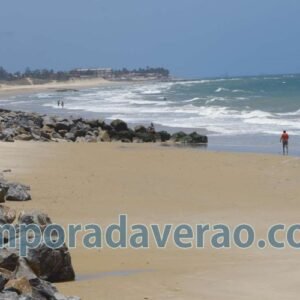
[110, 119, 128, 132]
[0, 268, 13, 290]
[25, 243, 75, 283]
[135, 132, 156, 143]
[54, 120, 73, 132]
[0, 249, 19, 271]
[110, 130, 134, 142]
[156, 131, 171, 142]
[171, 131, 187, 142]
[189, 132, 208, 144]
[134, 125, 147, 133]
[18, 211, 52, 227]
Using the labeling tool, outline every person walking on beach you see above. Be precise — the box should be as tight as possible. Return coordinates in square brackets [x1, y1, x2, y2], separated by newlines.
[280, 130, 289, 155]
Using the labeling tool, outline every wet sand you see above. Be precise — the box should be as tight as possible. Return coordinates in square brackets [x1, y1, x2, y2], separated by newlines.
[1, 141, 300, 299]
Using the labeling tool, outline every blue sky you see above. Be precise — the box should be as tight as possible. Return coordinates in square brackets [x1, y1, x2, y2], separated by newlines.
[0, 0, 299, 78]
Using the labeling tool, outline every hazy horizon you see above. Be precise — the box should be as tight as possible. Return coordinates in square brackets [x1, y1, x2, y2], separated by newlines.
[1, 0, 299, 78]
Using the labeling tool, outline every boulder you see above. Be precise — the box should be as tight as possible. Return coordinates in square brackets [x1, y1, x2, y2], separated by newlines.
[156, 131, 171, 142]
[5, 184, 31, 202]
[64, 133, 75, 142]
[98, 130, 111, 142]
[110, 119, 128, 132]
[25, 243, 75, 282]
[0, 268, 13, 290]
[134, 132, 156, 143]
[0, 291, 19, 299]
[5, 277, 32, 296]
[110, 130, 134, 142]
[14, 134, 33, 141]
[0, 249, 19, 271]
[134, 125, 147, 133]
[0, 205, 16, 224]
[18, 211, 52, 227]
[189, 132, 208, 144]
[170, 131, 187, 142]
[42, 116, 56, 128]
[54, 120, 73, 132]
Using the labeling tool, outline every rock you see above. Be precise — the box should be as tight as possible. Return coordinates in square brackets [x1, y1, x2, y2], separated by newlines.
[42, 116, 56, 128]
[5, 184, 31, 202]
[0, 189, 7, 203]
[54, 120, 74, 132]
[5, 277, 32, 296]
[29, 277, 58, 299]
[18, 211, 52, 227]
[171, 131, 187, 142]
[0, 205, 16, 224]
[189, 132, 208, 144]
[97, 130, 110, 142]
[25, 242, 75, 282]
[135, 132, 156, 143]
[110, 130, 134, 142]
[110, 119, 128, 132]
[134, 125, 147, 133]
[0, 291, 19, 300]
[0, 249, 19, 271]
[156, 131, 171, 142]
[84, 136, 97, 143]
[14, 134, 33, 141]
[64, 132, 75, 142]
[0, 268, 13, 290]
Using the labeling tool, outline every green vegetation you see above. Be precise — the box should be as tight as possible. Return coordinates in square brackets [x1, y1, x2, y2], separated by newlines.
[0, 66, 170, 82]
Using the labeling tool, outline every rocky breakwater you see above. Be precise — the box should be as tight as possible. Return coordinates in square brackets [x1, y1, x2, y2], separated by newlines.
[0, 109, 208, 145]
[0, 173, 79, 299]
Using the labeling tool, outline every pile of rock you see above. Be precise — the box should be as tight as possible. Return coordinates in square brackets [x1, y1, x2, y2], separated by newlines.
[0, 109, 208, 144]
[0, 177, 31, 203]
[0, 206, 79, 300]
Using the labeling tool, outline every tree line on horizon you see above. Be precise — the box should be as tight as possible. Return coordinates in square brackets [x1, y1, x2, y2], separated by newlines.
[0, 66, 170, 81]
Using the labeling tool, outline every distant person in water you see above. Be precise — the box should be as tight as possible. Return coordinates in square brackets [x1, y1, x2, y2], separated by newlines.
[57, 100, 61, 107]
[280, 130, 289, 155]
[61, 101, 64, 108]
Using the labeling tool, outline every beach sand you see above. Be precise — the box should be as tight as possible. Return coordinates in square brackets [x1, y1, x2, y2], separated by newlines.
[0, 78, 113, 99]
[1, 141, 300, 299]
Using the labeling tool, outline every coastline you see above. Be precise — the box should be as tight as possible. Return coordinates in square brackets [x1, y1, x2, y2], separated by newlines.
[2, 141, 300, 300]
[0, 77, 116, 99]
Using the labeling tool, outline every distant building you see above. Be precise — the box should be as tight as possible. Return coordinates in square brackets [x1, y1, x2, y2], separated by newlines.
[70, 68, 113, 78]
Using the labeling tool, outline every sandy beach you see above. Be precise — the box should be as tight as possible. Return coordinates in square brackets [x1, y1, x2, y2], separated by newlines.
[0, 78, 113, 99]
[1, 141, 300, 299]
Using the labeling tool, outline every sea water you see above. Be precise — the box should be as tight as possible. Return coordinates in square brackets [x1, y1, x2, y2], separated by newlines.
[1, 74, 300, 155]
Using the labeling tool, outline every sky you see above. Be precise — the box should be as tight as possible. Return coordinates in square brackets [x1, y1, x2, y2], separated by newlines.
[0, 0, 299, 78]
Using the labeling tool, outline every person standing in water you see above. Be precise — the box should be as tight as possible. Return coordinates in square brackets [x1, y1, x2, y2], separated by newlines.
[57, 100, 61, 107]
[280, 130, 289, 155]
[61, 101, 64, 108]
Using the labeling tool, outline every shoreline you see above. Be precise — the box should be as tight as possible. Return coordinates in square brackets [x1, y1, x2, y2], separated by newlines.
[0, 77, 127, 99]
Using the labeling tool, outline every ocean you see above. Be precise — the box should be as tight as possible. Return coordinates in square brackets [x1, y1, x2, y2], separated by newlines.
[1, 74, 300, 155]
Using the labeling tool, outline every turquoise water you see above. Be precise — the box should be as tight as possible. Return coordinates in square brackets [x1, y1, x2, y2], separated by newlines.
[1, 74, 300, 154]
